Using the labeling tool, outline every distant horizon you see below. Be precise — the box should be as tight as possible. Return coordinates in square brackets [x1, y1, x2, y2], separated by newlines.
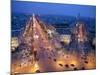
[12, 13, 96, 20]
[12, 1, 96, 18]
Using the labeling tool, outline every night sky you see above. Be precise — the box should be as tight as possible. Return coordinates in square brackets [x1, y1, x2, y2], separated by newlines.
[12, 1, 96, 18]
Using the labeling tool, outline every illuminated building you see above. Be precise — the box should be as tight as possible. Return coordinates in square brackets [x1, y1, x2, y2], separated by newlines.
[11, 37, 19, 51]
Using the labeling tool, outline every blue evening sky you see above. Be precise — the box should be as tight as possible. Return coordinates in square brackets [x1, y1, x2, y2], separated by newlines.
[12, 1, 96, 18]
